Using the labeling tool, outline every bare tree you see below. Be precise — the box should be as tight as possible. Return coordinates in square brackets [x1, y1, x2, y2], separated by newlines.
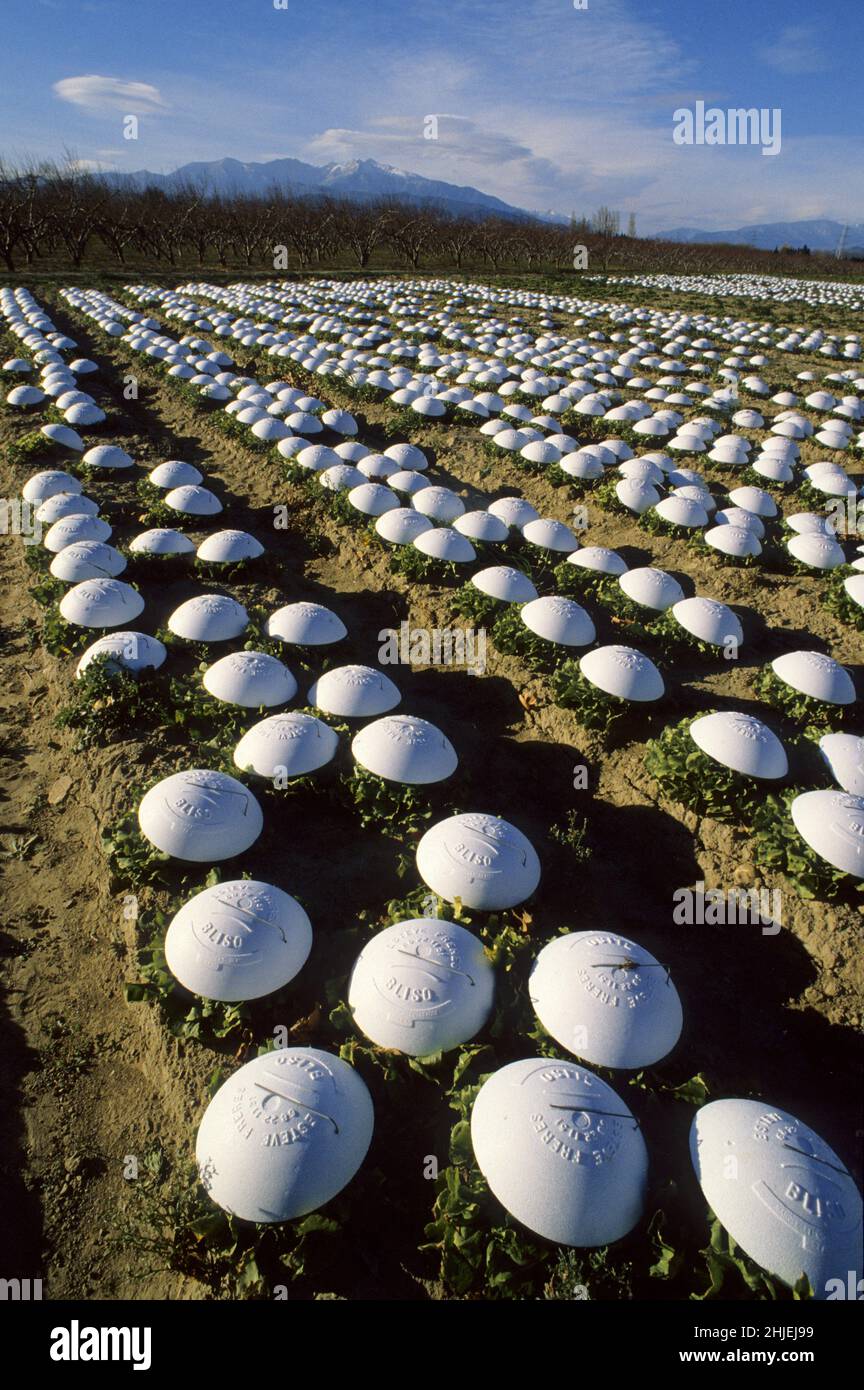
[387, 204, 437, 270]
[333, 200, 392, 269]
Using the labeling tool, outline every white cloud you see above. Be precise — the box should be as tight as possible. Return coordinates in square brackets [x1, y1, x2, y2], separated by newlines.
[53, 75, 169, 115]
[66, 157, 108, 172]
[758, 26, 828, 76]
[307, 115, 536, 168]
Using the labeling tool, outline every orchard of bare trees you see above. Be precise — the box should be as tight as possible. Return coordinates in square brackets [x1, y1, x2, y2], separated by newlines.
[0, 157, 852, 281]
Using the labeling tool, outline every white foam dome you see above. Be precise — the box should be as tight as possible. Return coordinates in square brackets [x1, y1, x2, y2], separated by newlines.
[790, 790, 864, 876]
[82, 445, 133, 470]
[203, 650, 297, 707]
[165, 485, 222, 516]
[196, 530, 265, 564]
[619, 567, 684, 611]
[705, 524, 762, 559]
[559, 450, 604, 481]
[129, 528, 195, 555]
[384, 442, 428, 471]
[348, 482, 400, 517]
[770, 651, 855, 704]
[844, 574, 864, 609]
[818, 733, 864, 795]
[690, 711, 788, 779]
[297, 445, 341, 473]
[166, 879, 312, 1002]
[320, 462, 366, 492]
[453, 510, 509, 543]
[234, 712, 339, 778]
[690, 1100, 862, 1296]
[522, 518, 580, 554]
[670, 597, 743, 647]
[76, 630, 166, 677]
[138, 769, 263, 861]
[22, 469, 82, 503]
[471, 1059, 647, 1245]
[168, 594, 248, 642]
[530, 931, 682, 1067]
[348, 918, 494, 1055]
[352, 715, 457, 785]
[472, 566, 538, 602]
[655, 495, 709, 529]
[487, 496, 540, 529]
[567, 546, 627, 576]
[148, 460, 203, 489]
[787, 533, 845, 571]
[195, 1048, 373, 1222]
[375, 508, 433, 545]
[40, 423, 84, 452]
[413, 486, 466, 524]
[266, 602, 347, 646]
[416, 812, 540, 910]
[308, 665, 400, 718]
[579, 645, 664, 701]
[49, 541, 126, 582]
[413, 527, 476, 563]
[387, 469, 431, 496]
[59, 578, 143, 628]
[36, 492, 99, 524]
[521, 596, 595, 647]
[44, 514, 112, 552]
[615, 478, 660, 514]
[64, 402, 105, 426]
[6, 384, 45, 407]
[358, 453, 399, 480]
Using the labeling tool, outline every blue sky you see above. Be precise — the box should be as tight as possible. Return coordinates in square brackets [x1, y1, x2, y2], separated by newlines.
[1, 0, 862, 232]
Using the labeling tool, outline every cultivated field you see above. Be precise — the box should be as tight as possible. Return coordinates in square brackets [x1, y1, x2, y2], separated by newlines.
[1, 272, 862, 1301]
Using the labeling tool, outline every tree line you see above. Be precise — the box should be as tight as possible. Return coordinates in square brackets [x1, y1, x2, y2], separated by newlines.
[0, 157, 855, 280]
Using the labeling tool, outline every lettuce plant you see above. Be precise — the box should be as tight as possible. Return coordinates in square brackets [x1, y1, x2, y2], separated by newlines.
[548, 809, 591, 861]
[550, 661, 631, 732]
[340, 764, 437, 838]
[825, 571, 864, 630]
[6, 430, 52, 469]
[56, 658, 171, 749]
[490, 603, 562, 672]
[449, 583, 504, 626]
[593, 478, 632, 516]
[753, 665, 847, 729]
[639, 508, 695, 542]
[594, 578, 666, 642]
[389, 546, 464, 586]
[653, 609, 720, 656]
[552, 559, 607, 599]
[751, 788, 860, 901]
[644, 716, 771, 824]
[135, 479, 176, 526]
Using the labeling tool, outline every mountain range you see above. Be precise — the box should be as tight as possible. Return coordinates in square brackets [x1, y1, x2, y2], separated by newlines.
[106, 156, 567, 224]
[662, 218, 864, 255]
[102, 158, 859, 253]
